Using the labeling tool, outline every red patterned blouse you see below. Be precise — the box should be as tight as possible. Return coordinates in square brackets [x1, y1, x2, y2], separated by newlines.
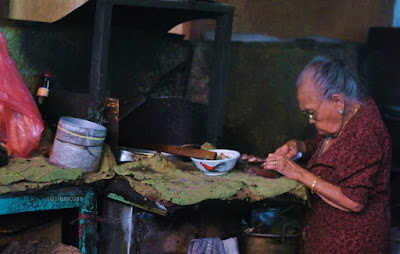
[301, 98, 392, 254]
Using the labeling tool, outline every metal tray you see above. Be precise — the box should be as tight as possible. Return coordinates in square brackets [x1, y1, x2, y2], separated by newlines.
[117, 147, 182, 163]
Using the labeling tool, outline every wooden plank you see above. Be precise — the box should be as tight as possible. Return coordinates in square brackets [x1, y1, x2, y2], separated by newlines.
[143, 144, 217, 159]
[111, 0, 234, 14]
[6, 0, 89, 23]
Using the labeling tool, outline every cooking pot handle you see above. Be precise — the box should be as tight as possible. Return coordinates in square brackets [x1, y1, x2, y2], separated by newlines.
[281, 222, 300, 242]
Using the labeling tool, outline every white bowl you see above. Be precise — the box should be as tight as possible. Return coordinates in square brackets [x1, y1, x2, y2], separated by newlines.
[191, 149, 240, 176]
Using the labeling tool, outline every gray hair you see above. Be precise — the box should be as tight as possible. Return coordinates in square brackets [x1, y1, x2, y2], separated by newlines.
[296, 56, 364, 103]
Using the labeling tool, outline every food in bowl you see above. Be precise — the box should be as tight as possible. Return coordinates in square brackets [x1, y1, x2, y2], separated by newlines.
[191, 149, 240, 176]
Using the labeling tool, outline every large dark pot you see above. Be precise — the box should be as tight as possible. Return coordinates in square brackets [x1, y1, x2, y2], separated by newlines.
[118, 97, 207, 147]
[239, 233, 299, 254]
[239, 206, 301, 254]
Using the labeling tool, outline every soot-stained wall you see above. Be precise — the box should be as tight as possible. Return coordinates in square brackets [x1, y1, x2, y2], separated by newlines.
[0, 19, 361, 157]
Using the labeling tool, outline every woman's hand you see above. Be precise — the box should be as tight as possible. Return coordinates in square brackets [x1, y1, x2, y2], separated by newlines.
[262, 153, 305, 181]
[274, 140, 306, 159]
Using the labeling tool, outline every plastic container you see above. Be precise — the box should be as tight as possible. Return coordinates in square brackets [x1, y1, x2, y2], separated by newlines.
[48, 116, 107, 173]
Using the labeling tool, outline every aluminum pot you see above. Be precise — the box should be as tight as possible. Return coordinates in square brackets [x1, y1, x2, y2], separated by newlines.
[239, 233, 299, 254]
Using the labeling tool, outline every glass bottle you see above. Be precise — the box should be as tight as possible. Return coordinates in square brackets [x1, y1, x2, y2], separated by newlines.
[37, 72, 51, 105]
[36, 72, 52, 123]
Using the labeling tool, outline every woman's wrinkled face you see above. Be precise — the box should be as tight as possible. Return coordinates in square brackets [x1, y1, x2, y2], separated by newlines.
[296, 70, 343, 135]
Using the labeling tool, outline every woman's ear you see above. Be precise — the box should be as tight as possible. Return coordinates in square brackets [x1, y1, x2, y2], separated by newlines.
[331, 94, 345, 111]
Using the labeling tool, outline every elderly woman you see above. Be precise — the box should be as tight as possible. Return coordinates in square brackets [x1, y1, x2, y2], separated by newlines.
[263, 56, 391, 253]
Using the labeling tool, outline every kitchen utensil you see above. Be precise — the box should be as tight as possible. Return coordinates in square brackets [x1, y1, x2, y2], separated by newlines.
[117, 147, 178, 163]
[143, 144, 216, 159]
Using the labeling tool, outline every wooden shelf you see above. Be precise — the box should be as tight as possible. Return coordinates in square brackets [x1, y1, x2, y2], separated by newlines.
[86, 0, 234, 146]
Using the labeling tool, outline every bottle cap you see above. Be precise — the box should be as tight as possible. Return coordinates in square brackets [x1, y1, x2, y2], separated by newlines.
[43, 72, 52, 78]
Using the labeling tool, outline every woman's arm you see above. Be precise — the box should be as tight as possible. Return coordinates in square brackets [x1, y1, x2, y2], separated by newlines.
[263, 154, 365, 213]
[300, 169, 364, 212]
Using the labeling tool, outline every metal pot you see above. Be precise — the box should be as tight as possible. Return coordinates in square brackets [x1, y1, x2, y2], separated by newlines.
[239, 233, 299, 254]
[239, 206, 301, 254]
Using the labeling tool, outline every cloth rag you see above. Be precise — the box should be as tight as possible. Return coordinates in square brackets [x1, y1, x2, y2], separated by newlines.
[222, 238, 239, 254]
[187, 237, 239, 254]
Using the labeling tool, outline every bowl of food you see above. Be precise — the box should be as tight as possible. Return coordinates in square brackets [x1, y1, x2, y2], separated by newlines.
[191, 149, 240, 176]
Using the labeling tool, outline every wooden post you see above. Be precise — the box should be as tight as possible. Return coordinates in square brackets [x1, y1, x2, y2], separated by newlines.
[207, 11, 233, 146]
[88, 0, 113, 123]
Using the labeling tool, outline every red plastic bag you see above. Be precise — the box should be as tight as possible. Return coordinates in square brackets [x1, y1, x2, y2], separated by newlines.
[0, 32, 44, 158]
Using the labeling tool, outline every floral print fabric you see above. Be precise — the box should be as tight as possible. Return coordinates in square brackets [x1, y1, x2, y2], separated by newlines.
[301, 98, 391, 254]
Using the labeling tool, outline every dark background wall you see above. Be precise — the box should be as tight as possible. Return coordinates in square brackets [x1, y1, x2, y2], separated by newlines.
[0, 2, 399, 253]
[190, 0, 395, 42]
[0, 0, 396, 157]
[222, 41, 361, 156]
